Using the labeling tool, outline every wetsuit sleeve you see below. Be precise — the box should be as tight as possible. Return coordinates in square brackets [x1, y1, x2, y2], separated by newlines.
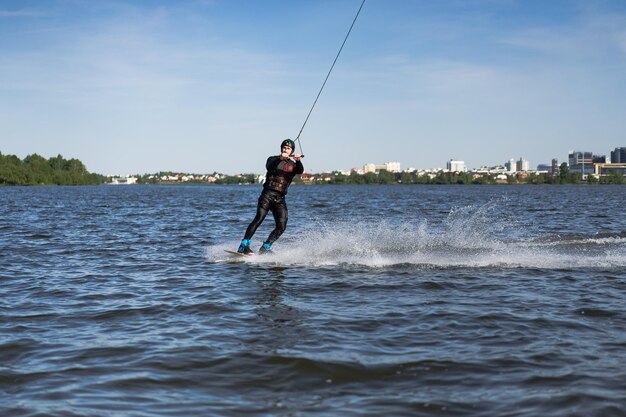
[295, 160, 304, 175]
[266, 156, 281, 171]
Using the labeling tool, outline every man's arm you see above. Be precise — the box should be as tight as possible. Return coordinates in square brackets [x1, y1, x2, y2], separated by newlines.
[294, 160, 304, 175]
[266, 156, 281, 171]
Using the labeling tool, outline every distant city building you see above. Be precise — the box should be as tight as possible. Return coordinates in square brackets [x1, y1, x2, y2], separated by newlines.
[473, 165, 507, 174]
[505, 158, 516, 172]
[610, 147, 626, 163]
[384, 162, 401, 172]
[363, 163, 377, 174]
[516, 157, 530, 172]
[536, 163, 551, 173]
[109, 176, 137, 185]
[568, 150, 604, 174]
[537, 160, 559, 174]
[568, 150, 591, 172]
[363, 162, 401, 173]
[594, 163, 626, 177]
[446, 159, 467, 173]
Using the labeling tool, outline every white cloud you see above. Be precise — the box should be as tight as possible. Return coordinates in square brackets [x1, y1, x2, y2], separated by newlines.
[498, 27, 579, 55]
[499, 8, 626, 60]
[1, 9, 296, 104]
[0, 9, 40, 17]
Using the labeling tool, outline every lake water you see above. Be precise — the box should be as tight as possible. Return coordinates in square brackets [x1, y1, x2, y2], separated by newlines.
[1, 184, 625, 417]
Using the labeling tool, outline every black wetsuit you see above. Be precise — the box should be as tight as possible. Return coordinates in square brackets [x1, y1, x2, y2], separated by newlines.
[243, 155, 304, 244]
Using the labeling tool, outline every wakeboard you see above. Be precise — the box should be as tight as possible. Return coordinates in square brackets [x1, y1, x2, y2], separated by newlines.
[223, 249, 253, 257]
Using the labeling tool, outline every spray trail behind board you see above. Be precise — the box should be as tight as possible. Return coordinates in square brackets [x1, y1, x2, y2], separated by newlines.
[206, 200, 626, 269]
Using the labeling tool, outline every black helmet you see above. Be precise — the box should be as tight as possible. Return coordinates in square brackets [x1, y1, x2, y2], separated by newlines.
[281, 139, 295, 155]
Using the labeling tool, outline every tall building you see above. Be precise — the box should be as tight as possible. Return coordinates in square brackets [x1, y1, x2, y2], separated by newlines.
[363, 163, 377, 173]
[551, 158, 559, 176]
[568, 150, 598, 174]
[611, 147, 626, 163]
[384, 162, 401, 173]
[516, 157, 530, 172]
[446, 160, 467, 173]
[505, 158, 516, 172]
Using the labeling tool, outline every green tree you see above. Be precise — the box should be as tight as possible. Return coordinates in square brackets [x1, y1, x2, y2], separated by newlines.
[599, 170, 625, 184]
[377, 169, 395, 184]
[558, 163, 569, 183]
[363, 172, 378, 184]
[399, 172, 415, 184]
[0, 151, 103, 185]
[349, 171, 365, 184]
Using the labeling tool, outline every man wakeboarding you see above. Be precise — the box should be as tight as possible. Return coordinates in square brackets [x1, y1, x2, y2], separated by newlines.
[237, 139, 304, 255]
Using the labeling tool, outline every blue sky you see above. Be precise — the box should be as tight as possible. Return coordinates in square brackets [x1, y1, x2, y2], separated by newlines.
[2, 0, 626, 175]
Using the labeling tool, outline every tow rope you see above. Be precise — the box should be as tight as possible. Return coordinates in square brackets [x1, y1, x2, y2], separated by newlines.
[294, 0, 366, 157]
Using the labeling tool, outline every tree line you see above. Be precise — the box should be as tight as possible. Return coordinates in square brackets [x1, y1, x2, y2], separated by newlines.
[0, 152, 104, 186]
[2, 153, 623, 186]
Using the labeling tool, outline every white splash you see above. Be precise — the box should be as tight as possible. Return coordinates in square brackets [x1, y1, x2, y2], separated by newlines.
[205, 200, 626, 270]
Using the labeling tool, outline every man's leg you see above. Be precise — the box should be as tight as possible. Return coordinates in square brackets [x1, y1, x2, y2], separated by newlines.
[239, 192, 271, 253]
[244, 192, 271, 239]
[265, 197, 287, 246]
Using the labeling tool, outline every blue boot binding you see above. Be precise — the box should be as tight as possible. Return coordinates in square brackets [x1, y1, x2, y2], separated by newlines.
[237, 239, 253, 255]
[259, 242, 272, 255]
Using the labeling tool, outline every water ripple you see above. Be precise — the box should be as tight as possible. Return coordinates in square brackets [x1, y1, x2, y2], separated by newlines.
[1, 185, 626, 416]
